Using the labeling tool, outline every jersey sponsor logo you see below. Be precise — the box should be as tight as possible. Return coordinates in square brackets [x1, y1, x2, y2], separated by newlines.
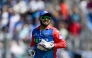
[44, 33, 49, 37]
[34, 38, 39, 43]
[34, 33, 39, 36]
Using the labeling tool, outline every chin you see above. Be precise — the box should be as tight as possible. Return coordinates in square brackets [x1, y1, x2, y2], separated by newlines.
[42, 23, 49, 26]
[43, 24, 49, 26]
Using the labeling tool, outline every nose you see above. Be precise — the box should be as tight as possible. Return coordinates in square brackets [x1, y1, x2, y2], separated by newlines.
[44, 18, 48, 20]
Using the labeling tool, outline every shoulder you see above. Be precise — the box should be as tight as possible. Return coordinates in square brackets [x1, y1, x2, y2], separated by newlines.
[32, 26, 39, 33]
[50, 26, 58, 30]
[50, 26, 60, 34]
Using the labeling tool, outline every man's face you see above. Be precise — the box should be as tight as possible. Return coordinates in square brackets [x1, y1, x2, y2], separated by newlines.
[40, 15, 51, 26]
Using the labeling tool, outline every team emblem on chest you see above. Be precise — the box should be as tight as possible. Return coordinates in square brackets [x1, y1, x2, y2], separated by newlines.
[44, 33, 49, 37]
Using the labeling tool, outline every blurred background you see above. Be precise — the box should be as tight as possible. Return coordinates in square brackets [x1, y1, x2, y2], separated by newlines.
[0, 0, 92, 58]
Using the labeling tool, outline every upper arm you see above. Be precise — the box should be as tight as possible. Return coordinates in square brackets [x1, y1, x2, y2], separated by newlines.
[30, 29, 35, 47]
[30, 35, 35, 47]
[53, 29, 64, 42]
[52, 28, 66, 48]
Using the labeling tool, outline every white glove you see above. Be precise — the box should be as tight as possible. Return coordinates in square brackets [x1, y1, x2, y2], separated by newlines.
[44, 41, 54, 49]
[28, 47, 35, 57]
[37, 39, 47, 51]
[37, 39, 54, 51]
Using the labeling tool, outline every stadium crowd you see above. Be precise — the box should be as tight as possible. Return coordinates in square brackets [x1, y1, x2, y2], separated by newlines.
[0, 0, 92, 58]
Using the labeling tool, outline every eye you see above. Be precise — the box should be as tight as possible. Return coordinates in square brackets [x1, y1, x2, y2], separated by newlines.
[41, 16, 51, 20]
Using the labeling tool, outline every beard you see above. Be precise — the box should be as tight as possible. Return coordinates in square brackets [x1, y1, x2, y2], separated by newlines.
[40, 20, 49, 27]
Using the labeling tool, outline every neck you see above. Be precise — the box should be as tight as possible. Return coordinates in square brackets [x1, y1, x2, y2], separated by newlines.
[40, 24, 48, 30]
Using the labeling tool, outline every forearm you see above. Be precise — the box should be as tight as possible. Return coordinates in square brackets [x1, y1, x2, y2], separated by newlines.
[54, 39, 66, 48]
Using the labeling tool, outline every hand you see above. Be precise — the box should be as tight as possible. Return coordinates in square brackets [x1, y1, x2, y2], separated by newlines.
[37, 39, 54, 51]
[28, 48, 35, 57]
[44, 41, 54, 49]
[37, 39, 47, 51]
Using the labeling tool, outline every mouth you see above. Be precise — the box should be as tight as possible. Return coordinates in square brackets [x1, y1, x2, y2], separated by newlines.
[42, 20, 49, 25]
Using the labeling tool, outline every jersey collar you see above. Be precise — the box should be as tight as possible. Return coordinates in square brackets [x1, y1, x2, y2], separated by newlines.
[37, 25, 51, 30]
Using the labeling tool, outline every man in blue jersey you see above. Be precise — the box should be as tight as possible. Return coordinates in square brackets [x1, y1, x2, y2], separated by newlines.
[28, 11, 66, 58]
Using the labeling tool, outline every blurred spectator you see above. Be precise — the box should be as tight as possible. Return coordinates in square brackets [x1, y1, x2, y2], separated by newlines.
[87, 8, 92, 30]
[82, 51, 92, 58]
[28, 0, 45, 25]
[58, 20, 68, 39]
[57, 49, 70, 58]
[18, 23, 31, 41]
[80, 0, 87, 13]
[13, 0, 27, 14]
[8, 7, 14, 21]
[3, 0, 12, 8]
[87, 8, 92, 23]
[1, 5, 9, 31]
[12, 14, 25, 41]
[87, 0, 92, 9]
[8, 11, 20, 35]
[67, 18, 81, 50]
[0, 0, 2, 9]
[14, 14, 25, 32]
[60, 0, 69, 20]
[0, 42, 4, 58]
[33, 18, 40, 27]
[71, 6, 80, 22]
[10, 40, 26, 58]
[29, 0, 45, 12]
